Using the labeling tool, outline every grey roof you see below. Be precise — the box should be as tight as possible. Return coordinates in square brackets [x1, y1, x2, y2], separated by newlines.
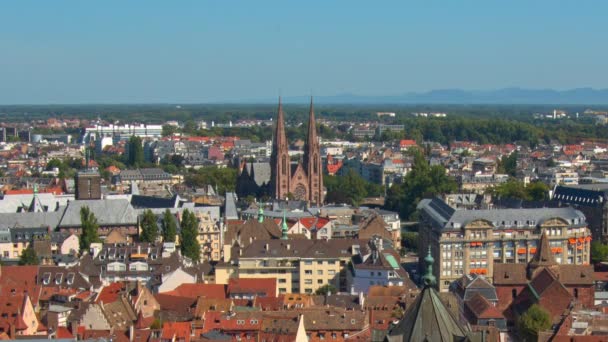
[418, 197, 586, 231]
[58, 199, 139, 227]
[0, 193, 73, 213]
[386, 286, 468, 342]
[240, 239, 366, 259]
[225, 192, 239, 220]
[553, 185, 607, 208]
[245, 162, 271, 187]
[0, 210, 64, 230]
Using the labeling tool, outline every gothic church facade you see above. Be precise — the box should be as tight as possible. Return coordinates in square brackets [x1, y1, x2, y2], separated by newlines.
[270, 98, 324, 205]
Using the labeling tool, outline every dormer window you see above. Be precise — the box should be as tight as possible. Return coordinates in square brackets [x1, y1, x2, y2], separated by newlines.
[42, 272, 51, 285]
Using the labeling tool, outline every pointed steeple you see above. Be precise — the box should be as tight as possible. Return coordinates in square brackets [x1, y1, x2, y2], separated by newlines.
[270, 97, 290, 200]
[28, 184, 44, 213]
[422, 247, 436, 287]
[303, 96, 323, 205]
[387, 245, 468, 342]
[304, 96, 317, 169]
[281, 210, 288, 240]
[528, 229, 557, 277]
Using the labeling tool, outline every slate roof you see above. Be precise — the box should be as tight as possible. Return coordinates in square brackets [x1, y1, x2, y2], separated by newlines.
[553, 184, 608, 207]
[418, 197, 586, 231]
[244, 162, 271, 187]
[240, 239, 365, 259]
[58, 199, 138, 227]
[386, 285, 468, 342]
[0, 210, 64, 230]
[130, 194, 181, 209]
[465, 293, 504, 320]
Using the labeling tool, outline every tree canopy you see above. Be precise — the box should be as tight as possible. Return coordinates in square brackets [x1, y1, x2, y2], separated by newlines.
[140, 209, 159, 243]
[185, 166, 237, 195]
[324, 169, 384, 206]
[127, 135, 144, 167]
[161, 209, 177, 243]
[180, 209, 201, 262]
[80, 206, 101, 253]
[384, 150, 457, 219]
[517, 304, 552, 340]
[19, 245, 39, 265]
[490, 179, 550, 201]
[591, 241, 608, 264]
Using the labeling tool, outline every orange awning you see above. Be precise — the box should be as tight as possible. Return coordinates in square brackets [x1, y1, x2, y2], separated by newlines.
[480, 269, 487, 274]
[551, 247, 562, 253]
[517, 248, 527, 254]
[586, 236, 592, 242]
[530, 248, 537, 254]
[577, 245, 584, 250]
[579, 237, 585, 243]
[569, 238, 577, 244]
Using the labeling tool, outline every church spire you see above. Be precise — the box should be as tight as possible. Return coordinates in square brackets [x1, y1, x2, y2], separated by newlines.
[303, 97, 323, 205]
[270, 97, 290, 201]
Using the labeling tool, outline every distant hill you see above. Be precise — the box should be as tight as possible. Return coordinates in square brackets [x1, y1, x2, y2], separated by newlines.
[252, 88, 608, 105]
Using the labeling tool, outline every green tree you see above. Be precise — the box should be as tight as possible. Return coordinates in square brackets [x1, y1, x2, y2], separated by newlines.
[401, 232, 419, 252]
[140, 209, 159, 243]
[127, 135, 144, 167]
[385, 150, 457, 219]
[490, 180, 549, 201]
[180, 209, 201, 262]
[324, 169, 381, 206]
[80, 206, 101, 253]
[315, 284, 337, 296]
[517, 304, 552, 341]
[19, 245, 39, 265]
[497, 151, 518, 177]
[162, 124, 179, 137]
[491, 179, 527, 200]
[185, 166, 237, 195]
[161, 209, 177, 243]
[525, 181, 549, 201]
[591, 241, 608, 264]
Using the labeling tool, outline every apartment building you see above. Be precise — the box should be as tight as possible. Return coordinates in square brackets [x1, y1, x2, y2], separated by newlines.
[232, 239, 365, 294]
[195, 211, 221, 261]
[418, 197, 591, 291]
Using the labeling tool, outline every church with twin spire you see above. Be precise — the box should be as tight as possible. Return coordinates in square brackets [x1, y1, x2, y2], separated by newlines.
[236, 97, 324, 205]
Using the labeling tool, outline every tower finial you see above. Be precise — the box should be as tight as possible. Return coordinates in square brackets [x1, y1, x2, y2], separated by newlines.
[422, 246, 436, 287]
[258, 207, 264, 223]
[281, 210, 288, 240]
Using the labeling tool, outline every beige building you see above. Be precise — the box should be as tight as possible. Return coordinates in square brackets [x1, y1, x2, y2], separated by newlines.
[418, 198, 592, 291]
[195, 211, 221, 261]
[217, 239, 364, 294]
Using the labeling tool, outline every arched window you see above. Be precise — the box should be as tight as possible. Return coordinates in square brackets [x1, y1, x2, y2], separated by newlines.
[282, 156, 287, 175]
[314, 155, 319, 174]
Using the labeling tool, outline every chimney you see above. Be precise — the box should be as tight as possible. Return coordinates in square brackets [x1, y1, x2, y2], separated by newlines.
[265, 243, 269, 251]
[286, 243, 291, 250]
[129, 324, 134, 342]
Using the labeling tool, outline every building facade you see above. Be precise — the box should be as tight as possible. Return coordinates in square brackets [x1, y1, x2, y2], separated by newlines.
[230, 239, 362, 294]
[270, 98, 323, 205]
[418, 197, 592, 291]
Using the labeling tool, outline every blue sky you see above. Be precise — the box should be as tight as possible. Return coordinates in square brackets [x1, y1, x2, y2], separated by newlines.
[0, 1, 606, 104]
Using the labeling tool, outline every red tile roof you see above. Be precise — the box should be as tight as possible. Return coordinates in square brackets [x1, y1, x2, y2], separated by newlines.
[0, 266, 41, 305]
[95, 282, 125, 304]
[399, 139, 417, 147]
[162, 283, 227, 300]
[56, 327, 74, 339]
[228, 278, 277, 298]
[161, 322, 191, 342]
